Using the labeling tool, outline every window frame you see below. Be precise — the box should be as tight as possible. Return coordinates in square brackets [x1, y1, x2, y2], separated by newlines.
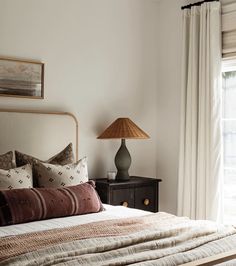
[222, 58, 236, 224]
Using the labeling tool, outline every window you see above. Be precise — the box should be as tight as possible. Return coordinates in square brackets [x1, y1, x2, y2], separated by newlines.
[222, 60, 236, 224]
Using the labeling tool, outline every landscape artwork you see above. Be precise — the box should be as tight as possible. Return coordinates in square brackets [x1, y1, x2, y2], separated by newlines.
[0, 58, 44, 98]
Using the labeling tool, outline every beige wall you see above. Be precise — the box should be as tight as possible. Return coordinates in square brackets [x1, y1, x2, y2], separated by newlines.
[157, 0, 191, 214]
[0, 1, 159, 185]
[0, 0, 200, 214]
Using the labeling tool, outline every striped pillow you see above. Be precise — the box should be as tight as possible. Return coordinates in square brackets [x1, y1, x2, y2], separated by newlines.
[0, 181, 103, 226]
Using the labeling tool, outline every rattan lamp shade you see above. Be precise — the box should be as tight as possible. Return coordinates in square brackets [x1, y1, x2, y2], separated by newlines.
[97, 118, 150, 139]
[97, 118, 149, 181]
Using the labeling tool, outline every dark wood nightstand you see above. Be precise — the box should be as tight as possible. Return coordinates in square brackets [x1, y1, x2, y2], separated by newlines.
[95, 176, 162, 212]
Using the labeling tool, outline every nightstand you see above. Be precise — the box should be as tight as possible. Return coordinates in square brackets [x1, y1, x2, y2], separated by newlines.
[95, 176, 162, 212]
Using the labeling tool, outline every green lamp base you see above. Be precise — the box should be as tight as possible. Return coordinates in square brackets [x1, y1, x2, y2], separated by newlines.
[115, 139, 131, 181]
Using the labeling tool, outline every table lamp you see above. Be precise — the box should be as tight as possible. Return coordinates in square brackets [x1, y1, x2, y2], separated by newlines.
[97, 118, 150, 181]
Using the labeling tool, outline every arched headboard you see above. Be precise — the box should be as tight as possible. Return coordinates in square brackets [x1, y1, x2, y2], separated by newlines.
[0, 109, 78, 160]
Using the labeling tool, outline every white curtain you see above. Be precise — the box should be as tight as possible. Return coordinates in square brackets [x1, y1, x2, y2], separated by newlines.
[178, 1, 223, 221]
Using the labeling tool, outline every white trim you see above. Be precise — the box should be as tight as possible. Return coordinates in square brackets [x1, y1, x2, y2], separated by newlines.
[222, 58, 236, 72]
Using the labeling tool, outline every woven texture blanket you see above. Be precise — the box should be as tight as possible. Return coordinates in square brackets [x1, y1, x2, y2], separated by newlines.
[1, 212, 236, 266]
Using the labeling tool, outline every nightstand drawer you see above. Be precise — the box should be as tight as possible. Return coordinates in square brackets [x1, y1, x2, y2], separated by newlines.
[135, 186, 156, 212]
[112, 188, 135, 208]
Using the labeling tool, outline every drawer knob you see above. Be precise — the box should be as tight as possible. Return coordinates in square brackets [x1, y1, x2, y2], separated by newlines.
[122, 201, 128, 207]
[143, 199, 150, 206]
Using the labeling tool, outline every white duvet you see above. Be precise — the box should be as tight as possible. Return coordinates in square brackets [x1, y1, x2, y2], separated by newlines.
[0, 204, 150, 237]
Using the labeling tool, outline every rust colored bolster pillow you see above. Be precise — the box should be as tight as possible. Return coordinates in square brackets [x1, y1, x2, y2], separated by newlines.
[0, 181, 104, 226]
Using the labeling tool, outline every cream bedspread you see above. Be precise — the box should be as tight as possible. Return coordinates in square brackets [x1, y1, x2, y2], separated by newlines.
[0, 204, 149, 237]
[1, 212, 236, 266]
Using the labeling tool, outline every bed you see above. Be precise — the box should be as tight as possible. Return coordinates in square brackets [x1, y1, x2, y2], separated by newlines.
[1, 109, 236, 266]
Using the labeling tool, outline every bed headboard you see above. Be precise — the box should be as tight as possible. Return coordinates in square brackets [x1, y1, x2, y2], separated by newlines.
[0, 109, 78, 160]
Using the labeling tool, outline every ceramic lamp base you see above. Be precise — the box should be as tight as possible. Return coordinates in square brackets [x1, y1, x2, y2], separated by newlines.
[115, 139, 131, 181]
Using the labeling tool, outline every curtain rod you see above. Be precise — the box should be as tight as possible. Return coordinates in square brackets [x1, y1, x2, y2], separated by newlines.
[181, 0, 219, 10]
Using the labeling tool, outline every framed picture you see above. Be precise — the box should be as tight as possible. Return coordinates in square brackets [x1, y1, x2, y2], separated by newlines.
[0, 57, 44, 99]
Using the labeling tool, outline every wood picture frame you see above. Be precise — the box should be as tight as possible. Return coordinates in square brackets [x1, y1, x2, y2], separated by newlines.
[0, 57, 44, 99]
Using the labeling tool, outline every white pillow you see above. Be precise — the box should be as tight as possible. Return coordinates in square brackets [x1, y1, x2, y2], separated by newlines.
[0, 164, 33, 190]
[35, 157, 89, 188]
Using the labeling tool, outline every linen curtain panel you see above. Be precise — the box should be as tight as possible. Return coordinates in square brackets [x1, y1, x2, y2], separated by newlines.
[178, 1, 222, 221]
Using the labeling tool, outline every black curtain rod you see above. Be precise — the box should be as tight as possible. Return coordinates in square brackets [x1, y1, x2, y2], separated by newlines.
[181, 0, 219, 10]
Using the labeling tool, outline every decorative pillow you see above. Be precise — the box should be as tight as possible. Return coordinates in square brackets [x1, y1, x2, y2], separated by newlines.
[15, 143, 74, 167]
[0, 164, 33, 190]
[0, 181, 103, 226]
[0, 151, 15, 170]
[35, 157, 88, 188]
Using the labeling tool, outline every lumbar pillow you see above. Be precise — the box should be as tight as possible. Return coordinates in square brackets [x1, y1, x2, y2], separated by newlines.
[35, 157, 88, 188]
[0, 181, 103, 226]
[0, 151, 15, 170]
[15, 143, 74, 167]
[0, 164, 33, 190]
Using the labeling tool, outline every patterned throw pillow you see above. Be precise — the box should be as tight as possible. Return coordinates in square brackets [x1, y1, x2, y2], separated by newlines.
[0, 181, 104, 226]
[0, 151, 15, 170]
[35, 157, 88, 188]
[0, 164, 33, 190]
[15, 143, 74, 167]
